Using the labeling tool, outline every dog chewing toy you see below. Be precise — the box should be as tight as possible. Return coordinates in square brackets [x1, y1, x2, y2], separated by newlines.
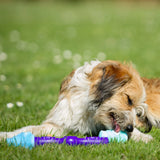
[6, 130, 128, 149]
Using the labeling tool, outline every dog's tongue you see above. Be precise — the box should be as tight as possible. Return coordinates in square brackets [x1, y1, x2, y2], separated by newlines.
[114, 124, 121, 133]
[114, 120, 121, 133]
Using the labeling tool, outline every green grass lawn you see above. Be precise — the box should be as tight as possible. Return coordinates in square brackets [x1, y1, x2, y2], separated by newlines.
[0, 2, 160, 160]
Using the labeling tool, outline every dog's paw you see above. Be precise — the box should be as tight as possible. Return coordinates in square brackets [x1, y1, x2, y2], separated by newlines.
[131, 133, 153, 143]
[130, 128, 153, 143]
[141, 134, 153, 143]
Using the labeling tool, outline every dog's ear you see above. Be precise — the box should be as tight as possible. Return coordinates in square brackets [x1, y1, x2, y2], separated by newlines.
[89, 62, 132, 107]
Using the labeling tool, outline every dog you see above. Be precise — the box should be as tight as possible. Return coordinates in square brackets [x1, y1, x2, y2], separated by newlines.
[135, 78, 160, 130]
[0, 60, 153, 143]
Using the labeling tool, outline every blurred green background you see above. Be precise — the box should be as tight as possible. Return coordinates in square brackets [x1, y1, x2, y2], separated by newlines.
[0, 1, 160, 160]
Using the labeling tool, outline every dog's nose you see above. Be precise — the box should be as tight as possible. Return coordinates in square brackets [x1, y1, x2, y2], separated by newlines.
[126, 125, 133, 132]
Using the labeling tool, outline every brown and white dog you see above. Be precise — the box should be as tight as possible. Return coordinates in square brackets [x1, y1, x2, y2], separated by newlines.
[135, 78, 160, 130]
[0, 60, 153, 143]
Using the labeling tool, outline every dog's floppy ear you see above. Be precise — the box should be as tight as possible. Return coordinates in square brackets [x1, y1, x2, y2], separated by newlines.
[89, 62, 132, 107]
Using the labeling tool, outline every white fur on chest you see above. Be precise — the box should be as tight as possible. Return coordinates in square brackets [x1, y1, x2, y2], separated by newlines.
[44, 60, 101, 134]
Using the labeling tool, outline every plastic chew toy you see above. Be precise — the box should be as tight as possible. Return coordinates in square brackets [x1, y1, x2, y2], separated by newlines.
[99, 130, 128, 142]
[6, 130, 128, 149]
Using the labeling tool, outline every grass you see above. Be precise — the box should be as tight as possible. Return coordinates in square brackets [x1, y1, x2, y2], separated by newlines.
[0, 1, 160, 160]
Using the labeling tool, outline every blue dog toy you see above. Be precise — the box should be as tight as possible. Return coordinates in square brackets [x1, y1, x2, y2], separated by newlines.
[6, 130, 128, 149]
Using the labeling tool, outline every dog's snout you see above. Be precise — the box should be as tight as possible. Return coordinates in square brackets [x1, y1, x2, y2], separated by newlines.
[126, 125, 133, 132]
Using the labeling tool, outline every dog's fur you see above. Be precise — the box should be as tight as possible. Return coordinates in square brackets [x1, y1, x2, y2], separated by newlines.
[135, 78, 160, 130]
[0, 60, 153, 143]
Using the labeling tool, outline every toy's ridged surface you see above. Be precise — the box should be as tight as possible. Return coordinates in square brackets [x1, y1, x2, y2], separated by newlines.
[6, 132, 35, 149]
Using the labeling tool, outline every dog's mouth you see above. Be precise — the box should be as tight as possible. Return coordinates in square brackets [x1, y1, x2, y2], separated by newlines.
[110, 112, 121, 133]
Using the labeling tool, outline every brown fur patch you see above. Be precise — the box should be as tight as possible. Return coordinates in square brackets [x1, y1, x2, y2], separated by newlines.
[88, 61, 142, 108]
[60, 70, 75, 94]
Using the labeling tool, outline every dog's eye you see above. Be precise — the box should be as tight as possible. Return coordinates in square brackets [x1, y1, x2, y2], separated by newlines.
[126, 95, 133, 106]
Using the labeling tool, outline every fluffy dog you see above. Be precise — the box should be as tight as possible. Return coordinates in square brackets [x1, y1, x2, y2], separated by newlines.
[0, 60, 153, 143]
[135, 78, 160, 130]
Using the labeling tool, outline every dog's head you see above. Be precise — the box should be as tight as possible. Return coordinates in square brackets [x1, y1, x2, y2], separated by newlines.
[88, 60, 148, 133]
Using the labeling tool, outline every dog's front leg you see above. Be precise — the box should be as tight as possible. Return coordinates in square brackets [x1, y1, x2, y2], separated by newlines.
[0, 123, 64, 141]
[130, 128, 153, 143]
